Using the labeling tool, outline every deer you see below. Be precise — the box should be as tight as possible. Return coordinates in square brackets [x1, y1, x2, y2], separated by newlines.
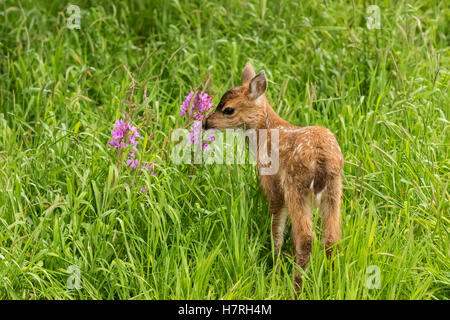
[204, 62, 344, 289]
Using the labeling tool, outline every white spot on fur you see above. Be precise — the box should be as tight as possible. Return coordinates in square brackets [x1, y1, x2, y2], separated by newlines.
[316, 190, 323, 201]
[278, 127, 307, 134]
[309, 179, 314, 190]
[277, 207, 289, 235]
[280, 169, 286, 185]
[315, 186, 326, 203]
[294, 143, 303, 154]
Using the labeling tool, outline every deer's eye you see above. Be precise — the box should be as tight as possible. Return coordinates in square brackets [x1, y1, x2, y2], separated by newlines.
[223, 107, 234, 115]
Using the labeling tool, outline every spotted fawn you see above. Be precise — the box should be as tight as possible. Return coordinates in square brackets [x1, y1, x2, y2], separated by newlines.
[204, 62, 344, 288]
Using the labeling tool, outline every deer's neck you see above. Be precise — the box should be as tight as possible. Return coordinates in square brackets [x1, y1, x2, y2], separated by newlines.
[252, 98, 291, 172]
[255, 97, 292, 131]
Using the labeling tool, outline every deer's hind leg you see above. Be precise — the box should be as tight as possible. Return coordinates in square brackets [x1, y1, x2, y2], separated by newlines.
[320, 175, 342, 257]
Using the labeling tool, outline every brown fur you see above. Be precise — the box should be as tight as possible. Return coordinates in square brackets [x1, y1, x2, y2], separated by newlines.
[205, 62, 344, 289]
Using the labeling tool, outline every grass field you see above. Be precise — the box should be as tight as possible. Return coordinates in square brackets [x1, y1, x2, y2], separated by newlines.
[0, 0, 449, 299]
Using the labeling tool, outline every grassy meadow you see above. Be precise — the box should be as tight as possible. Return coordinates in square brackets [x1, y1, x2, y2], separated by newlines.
[0, 0, 449, 299]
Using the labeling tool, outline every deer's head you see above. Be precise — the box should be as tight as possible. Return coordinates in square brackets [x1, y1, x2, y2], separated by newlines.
[204, 62, 268, 130]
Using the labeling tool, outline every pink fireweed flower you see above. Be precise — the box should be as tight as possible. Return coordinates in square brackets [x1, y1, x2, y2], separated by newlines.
[189, 120, 202, 145]
[108, 120, 140, 151]
[180, 91, 195, 117]
[202, 141, 210, 151]
[109, 66, 158, 195]
[108, 119, 155, 174]
[142, 162, 153, 171]
[129, 125, 140, 138]
[180, 91, 215, 150]
[120, 142, 128, 149]
[127, 158, 139, 169]
[180, 91, 214, 120]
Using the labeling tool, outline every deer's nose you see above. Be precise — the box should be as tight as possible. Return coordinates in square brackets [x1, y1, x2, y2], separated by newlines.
[202, 117, 209, 129]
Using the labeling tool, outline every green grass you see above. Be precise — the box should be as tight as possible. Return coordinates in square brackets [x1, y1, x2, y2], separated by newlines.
[0, 0, 448, 299]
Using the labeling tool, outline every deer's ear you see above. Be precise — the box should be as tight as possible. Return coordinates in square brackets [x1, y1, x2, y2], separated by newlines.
[248, 70, 267, 100]
[242, 62, 256, 84]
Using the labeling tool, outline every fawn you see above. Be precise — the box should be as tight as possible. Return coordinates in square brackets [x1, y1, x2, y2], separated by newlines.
[204, 62, 344, 288]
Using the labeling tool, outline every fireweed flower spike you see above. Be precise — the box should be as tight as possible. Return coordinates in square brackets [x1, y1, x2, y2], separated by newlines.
[108, 120, 141, 168]
[108, 65, 158, 195]
[180, 91, 195, 117]
[180, 91, 215, 151]
[108, 119, 154, 193]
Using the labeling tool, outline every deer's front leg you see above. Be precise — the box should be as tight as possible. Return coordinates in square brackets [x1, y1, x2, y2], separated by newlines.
[261, 175, 286, 257]
[285, 188, 313, 289]
[271, 205, 288, 256]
